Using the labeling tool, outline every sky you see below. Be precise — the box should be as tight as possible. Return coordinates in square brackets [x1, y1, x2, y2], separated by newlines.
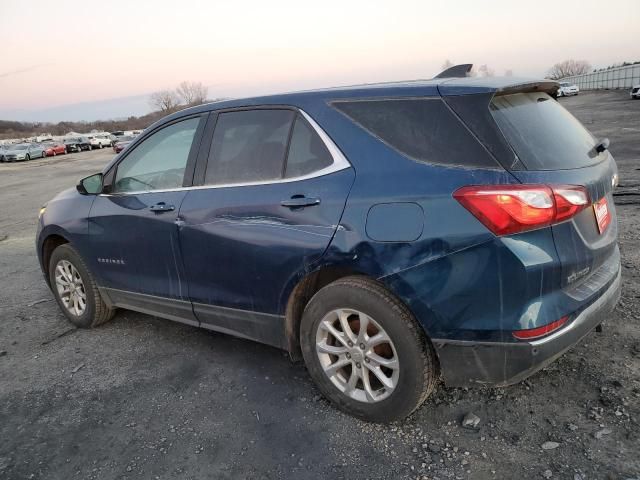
[0, 0, 638, 122]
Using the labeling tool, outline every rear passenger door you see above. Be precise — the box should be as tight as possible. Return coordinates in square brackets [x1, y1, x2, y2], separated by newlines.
[178, 108, 355, 347]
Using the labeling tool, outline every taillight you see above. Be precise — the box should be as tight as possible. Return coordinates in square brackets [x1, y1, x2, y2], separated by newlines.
[453, 184, 589, 236]
[552, 186, 589, 222]
[512, 315, 569, 340]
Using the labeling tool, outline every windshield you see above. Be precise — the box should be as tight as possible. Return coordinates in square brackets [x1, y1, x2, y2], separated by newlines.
[490, 92, 602, 170]
[14, 145, 29, 150]
[118, 135, 135, 142]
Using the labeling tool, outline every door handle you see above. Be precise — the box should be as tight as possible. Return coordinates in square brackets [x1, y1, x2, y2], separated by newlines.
[149, 202, 175, 213]
[281, 196, 321, 208]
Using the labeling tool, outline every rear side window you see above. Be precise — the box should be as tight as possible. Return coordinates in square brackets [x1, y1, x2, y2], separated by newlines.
[205, 109, 295, 185]
[285, 116, 333, 178]
[332, 98, 497, 168]
[490, 92, 600, 170]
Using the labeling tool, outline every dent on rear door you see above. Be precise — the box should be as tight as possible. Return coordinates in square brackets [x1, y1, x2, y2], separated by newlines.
[178, 167, 356, 319]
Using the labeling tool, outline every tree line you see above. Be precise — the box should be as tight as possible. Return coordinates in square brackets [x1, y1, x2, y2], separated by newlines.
[0, 80, 214, 140]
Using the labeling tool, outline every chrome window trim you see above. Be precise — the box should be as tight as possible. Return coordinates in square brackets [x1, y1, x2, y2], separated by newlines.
[101, 108, 351, 197]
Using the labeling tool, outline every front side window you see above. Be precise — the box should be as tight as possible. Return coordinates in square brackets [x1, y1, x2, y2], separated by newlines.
[113, 117, 200, 193]
[204, 109, 294, 185]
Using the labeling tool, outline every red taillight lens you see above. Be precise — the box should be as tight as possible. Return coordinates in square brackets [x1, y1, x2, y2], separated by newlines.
[512, 315, 569, 340]
[454, 184, 589, 236]
[553, 186, 589, 222]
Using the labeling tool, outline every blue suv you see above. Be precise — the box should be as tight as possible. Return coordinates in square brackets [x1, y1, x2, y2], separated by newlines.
[37, 66, 621, 422]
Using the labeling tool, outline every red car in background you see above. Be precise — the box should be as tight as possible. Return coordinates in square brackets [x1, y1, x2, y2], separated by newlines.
[43, 142, 67, 157]
[113, 135, 136, 154]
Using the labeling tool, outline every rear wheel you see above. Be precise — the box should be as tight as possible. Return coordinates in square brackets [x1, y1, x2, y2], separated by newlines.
[300, 276, 438, 422]
[49, 244, 115, 328]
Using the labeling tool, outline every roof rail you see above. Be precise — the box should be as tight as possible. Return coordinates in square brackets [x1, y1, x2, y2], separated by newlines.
[434, 64, 473, 79]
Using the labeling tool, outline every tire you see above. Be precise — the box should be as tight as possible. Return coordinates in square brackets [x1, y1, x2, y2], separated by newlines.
[300, 276, 438, 422]
[25, 154, 30, 161]
[99, 142, 103, 149]
[49, 244, 115, 328]
[52, 150, 56, 156]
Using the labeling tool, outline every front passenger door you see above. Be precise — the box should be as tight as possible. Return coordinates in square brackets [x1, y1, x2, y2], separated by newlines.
[88, 115, 205, 322]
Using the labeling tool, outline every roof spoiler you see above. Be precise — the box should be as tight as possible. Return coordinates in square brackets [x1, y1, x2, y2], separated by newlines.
[434, 64, 473, 79]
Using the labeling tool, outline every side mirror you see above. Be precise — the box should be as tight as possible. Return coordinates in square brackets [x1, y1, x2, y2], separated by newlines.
[77, 173, 103, 195]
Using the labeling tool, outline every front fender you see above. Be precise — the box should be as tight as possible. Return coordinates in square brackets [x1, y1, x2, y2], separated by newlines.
[36, 188, 97, 279]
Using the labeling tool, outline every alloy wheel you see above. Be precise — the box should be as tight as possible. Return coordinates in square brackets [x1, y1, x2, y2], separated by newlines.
[315, 308, 399, 403]
[54, 260, 87, 316]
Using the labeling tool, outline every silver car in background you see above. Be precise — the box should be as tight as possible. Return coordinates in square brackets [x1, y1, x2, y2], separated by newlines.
[3, 144, 46, 162]
[558, 82, 580, 96]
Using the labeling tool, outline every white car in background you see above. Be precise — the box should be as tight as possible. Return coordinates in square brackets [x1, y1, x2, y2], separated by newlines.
[631, 85, 640, 99]
[557, 82, 579, 97]
[87, 133, 112, 149]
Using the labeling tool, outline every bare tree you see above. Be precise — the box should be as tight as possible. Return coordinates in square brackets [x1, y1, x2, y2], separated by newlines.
[504, 69, 514, 77]
[149, 89, 178, 112]
[546, 59, 591, 80]
[175, 81, 208, 106]
[479, 64, 495, 77]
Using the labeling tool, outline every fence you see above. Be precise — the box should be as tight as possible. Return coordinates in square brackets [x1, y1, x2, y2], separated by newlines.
[562, 64, 640, 90]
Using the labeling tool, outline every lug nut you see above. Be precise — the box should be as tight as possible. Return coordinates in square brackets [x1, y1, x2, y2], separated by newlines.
[356, 362, 361, 369]
[359, 343, 365, 350]
[347, 341, 353, 347]
[365, 358, 370, 363]
[346, 353, 351, 359]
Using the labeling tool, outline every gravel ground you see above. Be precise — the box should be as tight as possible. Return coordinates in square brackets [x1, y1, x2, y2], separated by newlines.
[0, 92, 639, 480]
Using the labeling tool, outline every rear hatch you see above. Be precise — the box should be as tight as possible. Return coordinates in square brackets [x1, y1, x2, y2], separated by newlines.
[444, 85, 619, 295]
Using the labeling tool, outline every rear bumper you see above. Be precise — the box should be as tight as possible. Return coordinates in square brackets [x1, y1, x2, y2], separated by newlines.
[433, 268, 621, 387]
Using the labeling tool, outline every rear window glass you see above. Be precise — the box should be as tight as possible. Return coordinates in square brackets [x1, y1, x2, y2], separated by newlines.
[285, 116, 333, 178]
[490, 92, 600, 170]
[332, 98, 497, 168]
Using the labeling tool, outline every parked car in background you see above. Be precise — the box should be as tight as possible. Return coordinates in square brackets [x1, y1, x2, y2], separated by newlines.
[112, 135, 136, 153]
[631, 84, 640, 99]
[558, 82, 579, 96]
[87, 133, 112, 149]
[43, 142, 67, 157]
[64, 137, 91, 153]
[3, 143, 46, 161]
[110, 132, 125, 146]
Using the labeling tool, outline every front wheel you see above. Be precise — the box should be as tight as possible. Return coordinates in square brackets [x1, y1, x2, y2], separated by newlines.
[25, 154, 30, 161]
[49, 244, 115, 328]
[300, 276, 439, 422]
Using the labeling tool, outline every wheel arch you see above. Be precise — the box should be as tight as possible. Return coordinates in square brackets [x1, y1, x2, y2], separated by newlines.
[41, 233, 70, 286]
[283, 266, 441, 362]
[284, 266, 366, 359]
